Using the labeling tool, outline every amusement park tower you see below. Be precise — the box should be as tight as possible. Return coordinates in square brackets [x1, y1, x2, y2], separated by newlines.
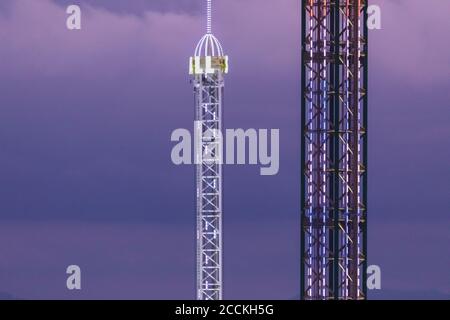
[189, 0, 229, 300]
[300, 0, 368, 299]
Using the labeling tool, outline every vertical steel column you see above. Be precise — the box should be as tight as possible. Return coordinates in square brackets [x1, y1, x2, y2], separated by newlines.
[362, 0, 369, 299]
[302, 0, 335, 299]
[300, 0, 307, 301]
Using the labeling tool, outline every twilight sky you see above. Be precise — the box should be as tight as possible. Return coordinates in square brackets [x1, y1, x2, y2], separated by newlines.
[0, 0, 449, 299]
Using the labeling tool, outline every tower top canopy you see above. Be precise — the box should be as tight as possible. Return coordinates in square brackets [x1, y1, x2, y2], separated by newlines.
[194, 33, 224, 58]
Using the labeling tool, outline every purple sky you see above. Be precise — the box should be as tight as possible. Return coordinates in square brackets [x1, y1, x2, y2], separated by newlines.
[0, 0, 449, 299]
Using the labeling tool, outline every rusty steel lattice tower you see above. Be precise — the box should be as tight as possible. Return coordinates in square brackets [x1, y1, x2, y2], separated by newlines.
[301, 0, 368, 299]
[189, 0, 228, 300]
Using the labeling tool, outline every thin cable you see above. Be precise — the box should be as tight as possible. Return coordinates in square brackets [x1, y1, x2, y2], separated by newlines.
[207, 0, 212, 34]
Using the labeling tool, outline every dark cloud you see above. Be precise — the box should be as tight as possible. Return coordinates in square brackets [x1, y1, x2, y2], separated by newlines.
[51, 0, 200, 16]
[0, 221, 298, 299]
[0, 292, 16, 300]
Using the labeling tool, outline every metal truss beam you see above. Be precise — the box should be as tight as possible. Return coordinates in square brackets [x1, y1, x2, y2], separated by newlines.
[301, 0, 368, 300]
[194, 73, 224, 300]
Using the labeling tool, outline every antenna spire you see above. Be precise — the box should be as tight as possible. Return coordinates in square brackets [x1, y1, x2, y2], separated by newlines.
[207, 0, 212, 34]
